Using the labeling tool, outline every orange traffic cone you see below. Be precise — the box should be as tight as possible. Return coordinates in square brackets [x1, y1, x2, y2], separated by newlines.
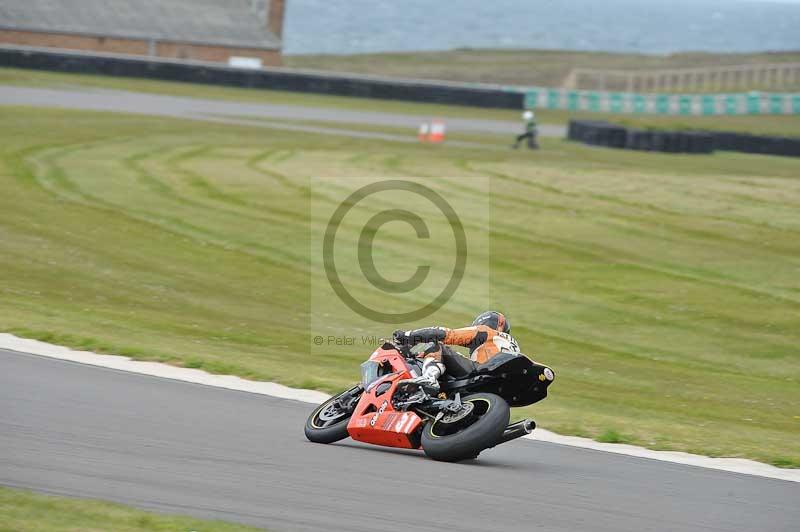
[428, 120, 446, 143]
[417, 122, 430, 143]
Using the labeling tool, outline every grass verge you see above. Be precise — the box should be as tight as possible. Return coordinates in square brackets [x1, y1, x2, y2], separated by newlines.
[0, 104, 798, 467]
[0, 486, 260, 531]
[596, 429, 634, 444]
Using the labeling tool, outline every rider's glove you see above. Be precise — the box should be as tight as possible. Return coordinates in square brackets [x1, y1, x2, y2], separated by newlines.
[393, 329, 411, 345]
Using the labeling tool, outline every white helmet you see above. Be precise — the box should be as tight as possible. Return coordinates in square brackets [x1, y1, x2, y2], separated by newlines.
[523, 110, 534, 121]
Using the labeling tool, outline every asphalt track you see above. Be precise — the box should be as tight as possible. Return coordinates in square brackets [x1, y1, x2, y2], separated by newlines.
[1, 349, 798, 532]
[0, 85, 566, 143]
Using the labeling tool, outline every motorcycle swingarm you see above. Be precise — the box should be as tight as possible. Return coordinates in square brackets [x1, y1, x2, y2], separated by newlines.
[440, 375, 495, 393]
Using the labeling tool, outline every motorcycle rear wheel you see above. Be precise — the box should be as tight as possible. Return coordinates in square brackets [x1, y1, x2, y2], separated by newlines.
[421, 392, 510, 462]
[304, 388, 360, 444]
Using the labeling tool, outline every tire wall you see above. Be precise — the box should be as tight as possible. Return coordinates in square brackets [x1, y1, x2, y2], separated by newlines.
[705, 131, 800, 157]
[568, 120, 799, 157]
[0, 45, 524, 110]
[568, 120, 714, 154]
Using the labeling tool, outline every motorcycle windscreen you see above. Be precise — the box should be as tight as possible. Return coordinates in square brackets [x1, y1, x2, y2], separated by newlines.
[360, 361, 381, 388]
[361, 359, 398, 387]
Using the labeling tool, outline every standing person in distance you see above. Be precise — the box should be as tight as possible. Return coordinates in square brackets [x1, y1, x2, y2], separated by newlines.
[512, 110, 539, 150]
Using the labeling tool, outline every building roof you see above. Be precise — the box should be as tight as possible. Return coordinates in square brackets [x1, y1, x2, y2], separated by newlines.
[0, 0, 281, 50]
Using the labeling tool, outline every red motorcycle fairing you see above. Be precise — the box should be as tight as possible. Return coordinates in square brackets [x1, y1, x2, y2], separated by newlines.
[347, 346, 423, 449]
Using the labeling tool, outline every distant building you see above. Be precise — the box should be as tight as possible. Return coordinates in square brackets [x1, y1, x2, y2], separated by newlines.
[0, 0, 285, 67]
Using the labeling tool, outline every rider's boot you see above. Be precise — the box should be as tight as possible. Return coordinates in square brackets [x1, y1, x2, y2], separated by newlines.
[400, 357, 444, 395]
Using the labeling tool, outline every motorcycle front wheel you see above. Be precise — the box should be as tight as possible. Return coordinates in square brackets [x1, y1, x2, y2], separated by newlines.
[304, 386, 361, 444]
[421, 392, 510, 462]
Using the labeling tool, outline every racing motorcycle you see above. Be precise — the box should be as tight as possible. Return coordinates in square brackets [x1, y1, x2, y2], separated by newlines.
[304, 339, 555, 462]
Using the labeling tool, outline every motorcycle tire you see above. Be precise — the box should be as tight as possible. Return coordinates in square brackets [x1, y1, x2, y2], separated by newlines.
[421, 392, 510, 462]
[304, 389, 358, 444]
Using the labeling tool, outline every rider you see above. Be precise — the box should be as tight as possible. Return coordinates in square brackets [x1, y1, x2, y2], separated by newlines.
[393, 311, 520, 393]
[512, 110, 539, 150]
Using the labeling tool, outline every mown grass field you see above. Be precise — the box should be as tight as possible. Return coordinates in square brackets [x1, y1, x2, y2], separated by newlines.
[0, 487, 260, 531]
[287, 49, 800, 89]
[0, 102, 799, 469]
[3, 66, 800, 137]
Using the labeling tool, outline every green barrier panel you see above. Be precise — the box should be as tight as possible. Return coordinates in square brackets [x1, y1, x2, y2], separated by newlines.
[547, 89, 560, 109]
[633, 94, 646, 113]
[679, 95, 692, 115]
[588, 92, 600, 112]
[702, 95, 716, 116]
[520, 85, 799, 115]
[524, 90, 539, 109]
[747, 92, 761, 114]
[610, 93, 623, 113]
[769, 94, 784, 114]
[725, 95, 738, 115]
[656, 94, 670, 114]
[567, 91, 579, 111]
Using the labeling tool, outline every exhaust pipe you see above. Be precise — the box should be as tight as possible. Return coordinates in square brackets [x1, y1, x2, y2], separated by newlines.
[499, 419, 536, 444]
